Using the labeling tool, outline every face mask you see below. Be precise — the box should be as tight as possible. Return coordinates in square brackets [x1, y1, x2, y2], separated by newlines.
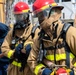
[41, 12, 61, 36]
[14, 20, 28, 29]
[50, 9, 55, 15]
[14, 12, 30, 29]
[14, 13, 29, 22]
[43, 8, 51, 17]
[49, 8, 61, 20]
[39, 8, 61, 37]
[36, 8, 50, 24]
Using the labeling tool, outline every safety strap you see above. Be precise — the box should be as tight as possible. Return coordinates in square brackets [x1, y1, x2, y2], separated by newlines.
[37, 29, 46, 63]
[43, 23, 73, 68]
[61, 23, 72, 40]
[60, 23, 72, 68]
[52, 23, 72, 67]
[31, 24, 40, 38]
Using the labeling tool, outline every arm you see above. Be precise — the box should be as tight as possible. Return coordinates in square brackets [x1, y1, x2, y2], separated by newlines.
[1, 30, 14, 58]
[27, 38, 53, 75]
[27, 27, 45, 75]
[27, 24, 53, 75]
[27, 38, 46, 75]
[66, 26, 76, 56]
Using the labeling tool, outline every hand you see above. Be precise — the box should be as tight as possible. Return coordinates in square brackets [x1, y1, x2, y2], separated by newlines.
[13, 43, 23, 59]
[20, 44, 32, 62]
[21, 44, 31, 54]
[25, 44, 31, 55]
[43, 58, 55, 69]
[15, 43, 23, 53]
[42, 68, 52, 75]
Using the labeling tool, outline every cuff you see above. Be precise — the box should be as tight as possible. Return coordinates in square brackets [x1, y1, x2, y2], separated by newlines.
[7, 50, 14, 58]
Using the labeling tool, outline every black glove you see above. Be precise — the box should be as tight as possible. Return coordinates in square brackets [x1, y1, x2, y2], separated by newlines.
[14, 43, 23, 60]
[25, 44, 31, 57]
[20, 44, 32, 71]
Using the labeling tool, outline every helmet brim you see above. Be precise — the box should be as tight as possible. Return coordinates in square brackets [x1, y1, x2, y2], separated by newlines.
[50, 5, 64, 10]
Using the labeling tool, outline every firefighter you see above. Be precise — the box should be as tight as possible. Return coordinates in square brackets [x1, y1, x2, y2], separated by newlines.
[0, 23, 9, 75]
[1, 1, 39, 75]
[27, 0, 76, 75]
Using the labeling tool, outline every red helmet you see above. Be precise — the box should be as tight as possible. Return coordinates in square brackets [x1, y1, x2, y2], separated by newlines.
[33, 0, 64, 14]
[14, 1, 30, 14]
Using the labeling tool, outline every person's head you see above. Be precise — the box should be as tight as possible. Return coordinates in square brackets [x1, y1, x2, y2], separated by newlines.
[13, 1, 30, 29]
[33, 0, 64, 24]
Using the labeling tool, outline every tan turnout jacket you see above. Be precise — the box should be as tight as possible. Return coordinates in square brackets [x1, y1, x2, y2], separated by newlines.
[28, 20, 76, 75]
[1, 24, 39, 75]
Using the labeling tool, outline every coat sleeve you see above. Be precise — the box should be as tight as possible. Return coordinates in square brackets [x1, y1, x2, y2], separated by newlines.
[1, 30, 14, 58]
[27, 28, 46, 75]
[66, 26, 76, 56]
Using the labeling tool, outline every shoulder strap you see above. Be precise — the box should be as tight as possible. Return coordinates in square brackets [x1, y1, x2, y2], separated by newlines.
[61, 23, 73, 67]
[31, 22, 40, 38]
[61, 23, 72, 40]
[52, 22, 72, 66]
[31, 23, 40, 38]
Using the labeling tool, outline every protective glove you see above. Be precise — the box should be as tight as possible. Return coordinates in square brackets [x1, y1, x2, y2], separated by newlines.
[19, 44, 32, 71]
[70, 69, 74, 75]
[42, 68, 52, 75]
[25, 44, 31, 56]
[21, 44, 32, 60]
[13, 43, 23, 59]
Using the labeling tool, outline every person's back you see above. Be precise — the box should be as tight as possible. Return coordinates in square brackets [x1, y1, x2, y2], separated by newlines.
[0, 22, 9, 75]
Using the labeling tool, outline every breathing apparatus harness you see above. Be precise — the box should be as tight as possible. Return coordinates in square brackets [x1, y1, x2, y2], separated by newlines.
[38, 22, 75, 74]
[10, 21, 39, 71]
